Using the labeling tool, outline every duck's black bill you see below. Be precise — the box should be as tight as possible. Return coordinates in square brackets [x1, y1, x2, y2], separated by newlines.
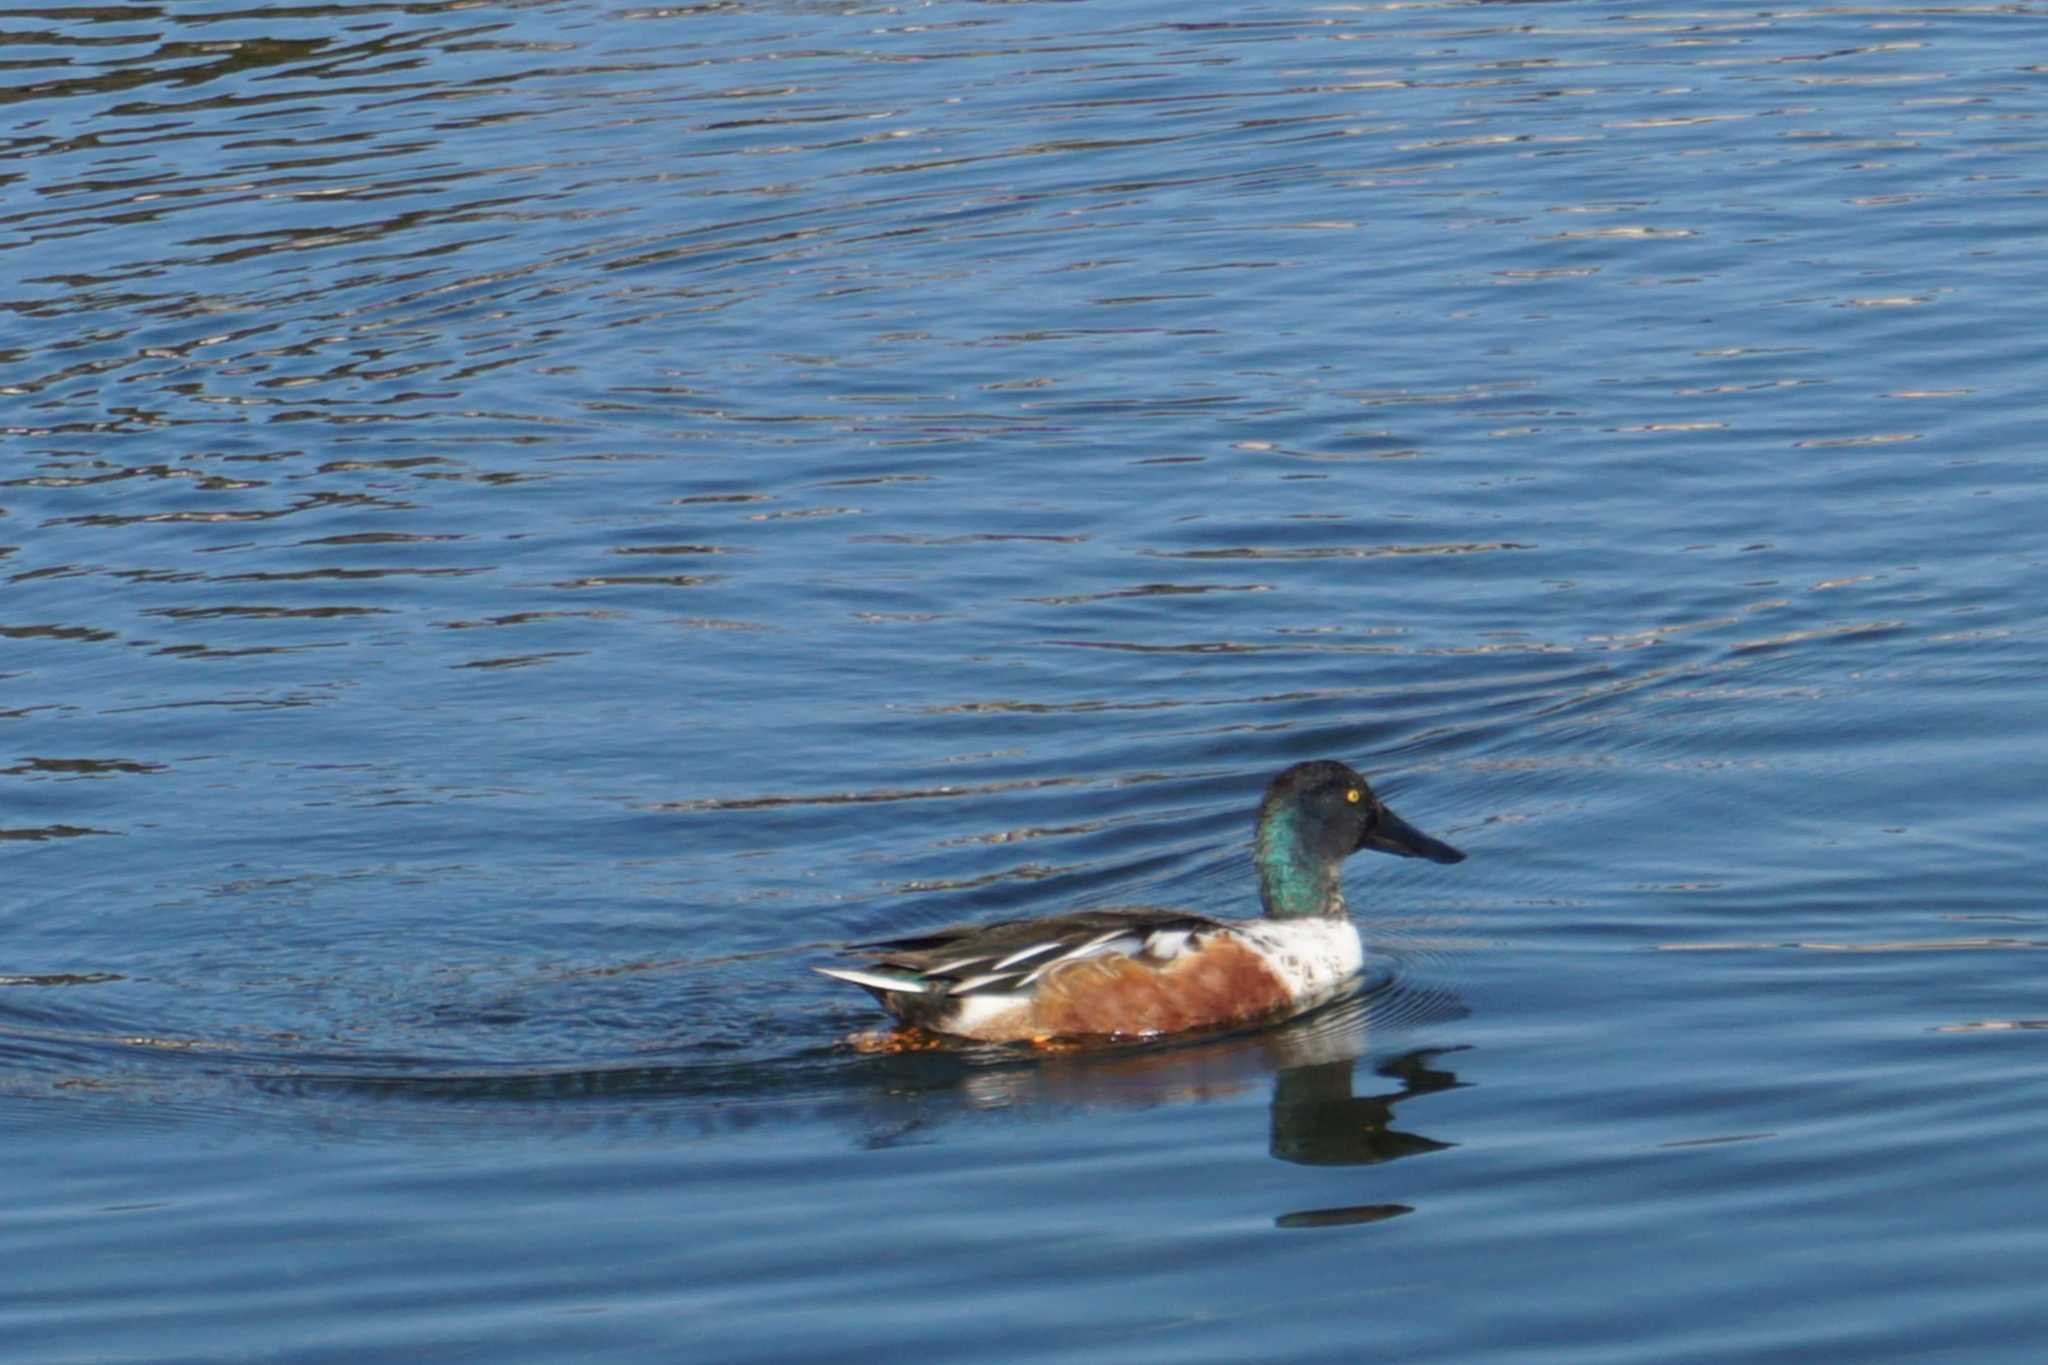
[1358, 805, 1466, 864]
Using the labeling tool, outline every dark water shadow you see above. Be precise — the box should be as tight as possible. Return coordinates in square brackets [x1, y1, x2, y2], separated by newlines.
[1, 955, 1473, 1227]
[239, 971, 1474, 1190]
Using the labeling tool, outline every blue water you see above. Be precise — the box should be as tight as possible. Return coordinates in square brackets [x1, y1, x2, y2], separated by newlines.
[6, 1, 2048, 1358]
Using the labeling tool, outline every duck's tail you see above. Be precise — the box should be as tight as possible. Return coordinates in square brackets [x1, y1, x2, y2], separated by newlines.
[813, 965, 933, 997]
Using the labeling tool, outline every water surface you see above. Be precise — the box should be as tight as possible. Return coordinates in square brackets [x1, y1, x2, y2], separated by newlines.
[5, 1, 2048, 1359]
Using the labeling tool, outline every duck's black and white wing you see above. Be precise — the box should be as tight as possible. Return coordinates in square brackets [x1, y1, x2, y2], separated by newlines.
[815, 908, 1227, 1002]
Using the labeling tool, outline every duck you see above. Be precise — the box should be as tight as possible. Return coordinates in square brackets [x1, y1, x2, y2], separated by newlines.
[815, 759, 1465, 1045]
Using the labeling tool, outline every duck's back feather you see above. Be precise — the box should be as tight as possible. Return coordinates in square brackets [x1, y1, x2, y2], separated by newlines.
[847, 907, 1229, 997]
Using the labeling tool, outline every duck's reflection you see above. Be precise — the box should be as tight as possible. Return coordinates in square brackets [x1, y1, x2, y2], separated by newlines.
[1269, 1048, 1461, 1167]
[854, 975, 1466, 1228]
[1264, 1046, 1463, 1229]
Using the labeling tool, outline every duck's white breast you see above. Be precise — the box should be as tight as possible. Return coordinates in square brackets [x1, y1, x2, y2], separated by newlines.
[1231, 918, 1365, 1006]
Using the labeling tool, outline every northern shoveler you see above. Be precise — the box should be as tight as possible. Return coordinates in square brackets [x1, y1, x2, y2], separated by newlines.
[816, 759, 1466, 1044]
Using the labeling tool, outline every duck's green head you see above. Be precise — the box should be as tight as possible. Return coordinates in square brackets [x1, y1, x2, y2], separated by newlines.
[1254, 759, 1465, 920]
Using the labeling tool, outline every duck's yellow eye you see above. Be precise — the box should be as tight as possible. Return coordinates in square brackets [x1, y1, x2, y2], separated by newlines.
[1346, 788, 1361, 804]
